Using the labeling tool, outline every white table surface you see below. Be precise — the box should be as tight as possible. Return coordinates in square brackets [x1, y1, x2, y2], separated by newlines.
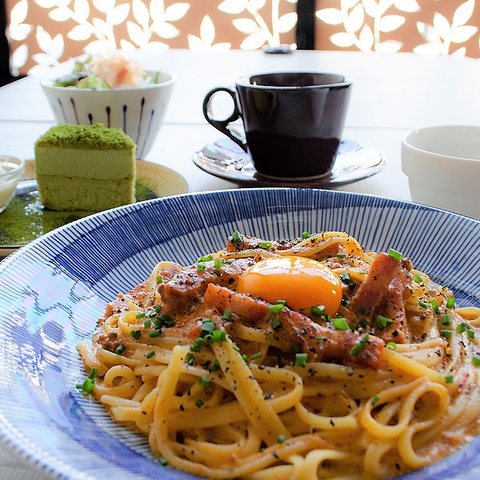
[1, 48, 480, 479]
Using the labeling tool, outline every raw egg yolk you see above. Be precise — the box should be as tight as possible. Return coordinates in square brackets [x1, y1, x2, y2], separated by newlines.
[237, 256, 342, 314]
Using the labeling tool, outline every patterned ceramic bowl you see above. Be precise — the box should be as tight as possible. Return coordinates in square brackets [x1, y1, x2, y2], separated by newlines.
[41, 70, 175, 158]
[0, 189, 480, 479]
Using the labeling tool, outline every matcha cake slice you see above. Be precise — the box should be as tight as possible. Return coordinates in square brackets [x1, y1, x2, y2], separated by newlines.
[35, 123, 136, 211]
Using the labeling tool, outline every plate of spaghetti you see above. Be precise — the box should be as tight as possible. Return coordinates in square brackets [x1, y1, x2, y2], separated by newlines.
[0, 188, 480, 480]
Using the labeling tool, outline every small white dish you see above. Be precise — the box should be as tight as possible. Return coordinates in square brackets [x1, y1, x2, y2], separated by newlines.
[402, 125, 480, 220]
[0, 155, 25, 214]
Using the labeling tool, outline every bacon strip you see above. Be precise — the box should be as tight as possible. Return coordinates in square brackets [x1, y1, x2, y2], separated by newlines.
[350, 252, 402, 314]
[377, 276, 410, 344]
[158, 258, 254, 315]
[204, 284, 384, 369]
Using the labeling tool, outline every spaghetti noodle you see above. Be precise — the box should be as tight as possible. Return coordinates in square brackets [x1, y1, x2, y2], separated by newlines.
[77, 231, 480, 479]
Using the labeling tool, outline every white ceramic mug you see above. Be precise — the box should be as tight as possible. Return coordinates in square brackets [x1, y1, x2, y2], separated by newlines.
[401, 125, 480, 220]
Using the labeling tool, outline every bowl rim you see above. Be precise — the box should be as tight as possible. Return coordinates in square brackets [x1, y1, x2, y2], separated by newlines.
[237, 71, 353, 89]
[0, 155, 25, 179]
[402, 125, 480, 163]
[40, 69, 175, 91]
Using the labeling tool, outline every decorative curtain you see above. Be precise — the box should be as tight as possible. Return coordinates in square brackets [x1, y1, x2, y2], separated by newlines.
[5, 0, 480, 76]
[316, 0, 480, 56]
[6, 0, 298, 74]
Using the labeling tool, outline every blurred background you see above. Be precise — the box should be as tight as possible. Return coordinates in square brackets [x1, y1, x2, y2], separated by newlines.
[1, 0, 480, 86]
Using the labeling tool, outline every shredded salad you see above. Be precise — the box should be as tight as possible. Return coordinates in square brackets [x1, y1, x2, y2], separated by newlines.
[53, 52, 161, 90]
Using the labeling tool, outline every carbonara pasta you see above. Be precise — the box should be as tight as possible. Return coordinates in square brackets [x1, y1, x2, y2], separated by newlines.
[77, 231, 480, 479]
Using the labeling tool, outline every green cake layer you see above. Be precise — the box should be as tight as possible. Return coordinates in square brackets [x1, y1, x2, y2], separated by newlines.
[35, 176, 135, 211]
[35, 124, 136, 212]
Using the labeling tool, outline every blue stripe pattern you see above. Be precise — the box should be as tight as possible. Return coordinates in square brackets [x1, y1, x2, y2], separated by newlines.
[0, 188, 479, 480]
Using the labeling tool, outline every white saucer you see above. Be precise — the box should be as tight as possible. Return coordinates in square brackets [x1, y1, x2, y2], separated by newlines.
[193, 138, 386, 188]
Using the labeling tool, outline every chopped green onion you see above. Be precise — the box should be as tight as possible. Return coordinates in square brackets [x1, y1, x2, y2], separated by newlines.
[332, 318, 350, 330]
[198, 376, 210, 388]
[311, 305, 326, 317]
[157, 456, 168, 466]
[338, 272, 355, 290]
[195, 399, 204, 408]
[145, 350, 155, 359]
[430, 300, 439, 313]
[156, 275, 163, 284]
[251, 352, 263, 360]
[130, 330, 141, 340]
[77, 377, 95, 393]
[212, 330, 227, 342]
[359, 307, 371, 316]
[376, 315, 393, 329]
[149, 329, 162, 338]
[445, 375, 454, 384]
[386, 342, 397, 350]
[388, 249, 403, 260]
[135, 312, 146, 318]
[200, 321, 215, 336]
[412, 273, 423, 283]
[230, 231, 242, 242]
[271, 318, 282, 330]
[440, 329, 452, 339]
[472, 357, 480, 366]
[419, 301, 428, 309]
[301, 231, 310, 239]
[371, 395, 380, 406]
[115, 344, 126, 355]
[209, 359, 220, 371]
[336, 252, 347, 259]
[359, 318, 369, 329]
[143, 319, 152, 328]
[268, 303, 285, 314]
[349, 334, 370, 356]
[316, 336, 322, 344]
[260, 242, 272, 249]
[199, 254, 213, 262]
[222, 309, 232, 320]
[467, 329, 475, 340]
[214, 259, 223, 269]
[197, 263, 206, 272]
[76, 367, 98, 394]
[440, 314, 451, 326]
[277, 434, 287, 443]
[295, 353, 308, 367]
[203, 334, 214, 346]
[456, 322, 468, 334]
[190, 338, 204, 352]
[447, 297, 456, 309]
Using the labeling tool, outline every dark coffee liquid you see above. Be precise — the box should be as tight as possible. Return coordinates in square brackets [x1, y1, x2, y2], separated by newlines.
[245, 130, 340, 178]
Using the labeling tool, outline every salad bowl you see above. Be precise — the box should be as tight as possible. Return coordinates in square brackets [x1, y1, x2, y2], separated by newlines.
[41, 53, 175, 158]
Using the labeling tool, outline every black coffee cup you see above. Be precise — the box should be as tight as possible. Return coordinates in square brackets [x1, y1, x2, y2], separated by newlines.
[203, 72, 352, 180]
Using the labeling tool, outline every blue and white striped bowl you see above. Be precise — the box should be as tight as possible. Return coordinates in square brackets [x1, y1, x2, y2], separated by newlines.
[0, 188, 479, 480]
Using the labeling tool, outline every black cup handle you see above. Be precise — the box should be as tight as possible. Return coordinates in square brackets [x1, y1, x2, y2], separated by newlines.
[202, 86, 248, 152]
